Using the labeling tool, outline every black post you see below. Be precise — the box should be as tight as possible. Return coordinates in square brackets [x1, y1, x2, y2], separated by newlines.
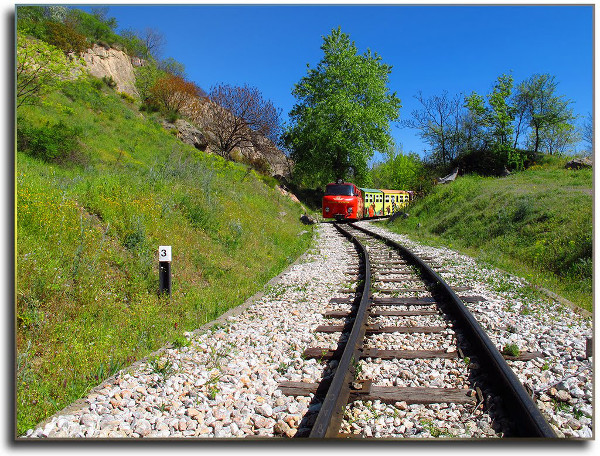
[158, 246, 172, 297]
[159, 261, 171, 297]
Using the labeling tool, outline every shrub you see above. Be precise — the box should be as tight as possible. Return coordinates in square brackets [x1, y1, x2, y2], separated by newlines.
[149, 74, 199, 115]
[17, 120, 83, 164]
[119, 92, 136, 103]
[102, 75, 117, 89]
[165, 110, 179, 124]
[44, 20, 89, 55]
[89, 78, 103, 91]
[248, 156, 272, 176]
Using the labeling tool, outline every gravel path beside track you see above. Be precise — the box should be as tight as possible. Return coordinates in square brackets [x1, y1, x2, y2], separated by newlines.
[24, 221, 593, 439]
[356, 220, 593, 438]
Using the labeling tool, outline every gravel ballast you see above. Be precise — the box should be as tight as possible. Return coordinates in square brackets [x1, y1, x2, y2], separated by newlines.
[23, 221, 593, 439]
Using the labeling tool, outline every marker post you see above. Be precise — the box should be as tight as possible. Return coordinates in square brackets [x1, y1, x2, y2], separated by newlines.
[158, 246, 172, 297]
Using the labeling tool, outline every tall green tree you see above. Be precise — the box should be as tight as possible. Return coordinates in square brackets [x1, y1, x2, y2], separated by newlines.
[487, 74, 514, 149]
[515, 74, 577, 154]
[370, 146, 432, 194]
[283, 27, 401, 187]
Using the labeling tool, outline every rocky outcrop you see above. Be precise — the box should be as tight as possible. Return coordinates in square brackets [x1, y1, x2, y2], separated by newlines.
[160, 119, 209, 151]
[565, 157, 593, 170]
[81, 45, 291, 177]
[82, 44, 140, 97]
[183, 97, 291, 177]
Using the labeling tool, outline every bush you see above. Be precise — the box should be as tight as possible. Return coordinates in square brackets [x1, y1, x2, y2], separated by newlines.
[247, 156, 272, 176]
[453, 148, 538, 176]
[102, 75, 117, 89]
[165, 110, 179, 124]
[119, 92, 136, 103]
[89, 78, 103, 91]
[17, 120, 83, 164]
[44, 20, 89, 55]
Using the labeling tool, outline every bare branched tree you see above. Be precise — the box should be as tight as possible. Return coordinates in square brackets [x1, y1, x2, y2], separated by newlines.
[582, 112, 593, 154]
[140, 27, 165, 60]
[191, 83, 281, 158]
[403, 91, 463, 165]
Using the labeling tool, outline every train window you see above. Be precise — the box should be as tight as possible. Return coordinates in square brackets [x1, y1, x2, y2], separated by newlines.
[325, 184, 353, 196]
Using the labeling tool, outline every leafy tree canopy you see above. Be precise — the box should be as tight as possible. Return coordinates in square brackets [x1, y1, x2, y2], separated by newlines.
[17, 31, 82, 108]
[370, 146, 433, 195]
[284, 27, 401, 188]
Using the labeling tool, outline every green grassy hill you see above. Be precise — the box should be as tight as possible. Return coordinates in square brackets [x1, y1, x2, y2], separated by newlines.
[16, 76, 312, 434]
[385, 157, 592, 312]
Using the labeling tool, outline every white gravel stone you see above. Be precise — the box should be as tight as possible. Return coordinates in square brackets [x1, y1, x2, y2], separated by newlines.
[22, 222, 592, 439]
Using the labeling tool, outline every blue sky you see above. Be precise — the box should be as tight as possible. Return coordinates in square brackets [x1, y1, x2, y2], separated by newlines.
[75, 3, 593, 160]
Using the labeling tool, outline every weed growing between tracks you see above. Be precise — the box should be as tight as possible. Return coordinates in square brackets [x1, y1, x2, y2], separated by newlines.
[16, 78, 313, 434]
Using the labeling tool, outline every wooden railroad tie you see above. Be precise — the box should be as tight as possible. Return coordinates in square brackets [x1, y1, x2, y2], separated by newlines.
[371, 296, 486, 305]
[329, 296, 484, 306]
[375, 270, 415, 275]
[372, 297, 437, 305]
[502, 351, 544, 361]
[451, 286, 473, 292]
[278, 381, 475, 405]
[302, 347, 543, 362]
[303, 347, 458, 360]
[315, 324, 446, 334]
[378, 277, 421, 283]
[323, 309, 438, 318]
[372, 287, 428, 293]
[373, 261, 408, 266]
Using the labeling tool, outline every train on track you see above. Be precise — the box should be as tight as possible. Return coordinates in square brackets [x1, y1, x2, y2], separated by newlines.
[322, 180, 413, 221]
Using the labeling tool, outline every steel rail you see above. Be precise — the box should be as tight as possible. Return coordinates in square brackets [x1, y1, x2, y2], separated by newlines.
[308, 222, 372, 438]
[350, 222, 557, 438]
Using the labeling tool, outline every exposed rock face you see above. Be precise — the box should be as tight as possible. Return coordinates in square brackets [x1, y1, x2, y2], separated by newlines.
[241, 131, 291, 177]
[160, 119, 209, 151]
[82, 44, 139, 97]
[565, 157, 593, 170]
[81, 45, 291, 177]
[183, 97, 291, 177]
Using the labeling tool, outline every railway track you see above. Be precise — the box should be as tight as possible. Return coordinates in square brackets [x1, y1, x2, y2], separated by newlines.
[278, 221, 556, 438]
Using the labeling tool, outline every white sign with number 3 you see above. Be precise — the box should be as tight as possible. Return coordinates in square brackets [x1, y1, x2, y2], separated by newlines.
[159, 246, 172, 262]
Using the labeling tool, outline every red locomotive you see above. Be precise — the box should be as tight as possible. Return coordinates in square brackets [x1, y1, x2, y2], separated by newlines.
[322, 180, 364, 221]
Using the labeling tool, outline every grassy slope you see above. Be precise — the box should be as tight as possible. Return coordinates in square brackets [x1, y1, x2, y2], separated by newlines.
[385, 157, 592, 311]
[16, 77, 312, 434]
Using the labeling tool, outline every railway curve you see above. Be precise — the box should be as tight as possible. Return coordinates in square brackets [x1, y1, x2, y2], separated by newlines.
[24, 222, 591, 439]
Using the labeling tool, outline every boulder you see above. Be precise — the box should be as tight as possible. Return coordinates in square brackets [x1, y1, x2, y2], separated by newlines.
[300, 214, 316, 225]
[160, 119, 209, 151]
[565, 157, 593, 169]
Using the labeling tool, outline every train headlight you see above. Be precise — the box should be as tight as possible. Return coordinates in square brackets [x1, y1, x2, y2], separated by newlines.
[325, 207, 330, 212]
[347, 207, 353, 213]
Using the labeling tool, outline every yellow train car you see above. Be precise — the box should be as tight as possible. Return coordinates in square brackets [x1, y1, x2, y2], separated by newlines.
[379, 189, 410, 215]
[359, 188, 384, 217]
